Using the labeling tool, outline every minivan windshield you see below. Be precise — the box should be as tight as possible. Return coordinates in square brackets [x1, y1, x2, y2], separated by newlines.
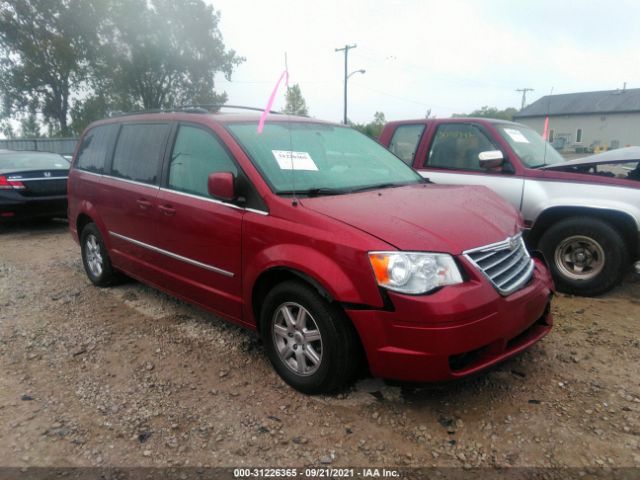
[227, 122, 423, 195]
[496, 125, 565, 168]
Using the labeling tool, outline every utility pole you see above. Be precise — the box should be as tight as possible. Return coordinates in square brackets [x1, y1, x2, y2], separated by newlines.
[516, 88, 534, 110]
[335, 44, 357, 124]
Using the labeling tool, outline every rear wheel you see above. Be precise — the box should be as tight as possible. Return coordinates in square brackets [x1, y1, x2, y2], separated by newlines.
[260, 281, 360, 394]
[80, 223, 117, 287]
[538, 216, 627, 296]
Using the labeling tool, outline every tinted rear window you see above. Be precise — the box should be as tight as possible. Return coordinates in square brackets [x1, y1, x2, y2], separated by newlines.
[111, 123, 169, 184]
[76, 124, 117, 173]
[0, 152, 69, 171]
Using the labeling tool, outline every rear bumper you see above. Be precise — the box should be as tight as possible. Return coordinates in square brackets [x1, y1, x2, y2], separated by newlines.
[0, 192, 67, 220]
[347, 258, 553, 383]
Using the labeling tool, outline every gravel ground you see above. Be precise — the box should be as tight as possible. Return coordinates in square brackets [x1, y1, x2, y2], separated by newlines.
[0, 220, 639, 471]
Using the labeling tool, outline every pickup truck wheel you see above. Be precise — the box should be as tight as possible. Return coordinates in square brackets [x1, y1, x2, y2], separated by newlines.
[260, 281, 360, 394]
[539, 216, 627, 296]
[80, 223, 117, 287]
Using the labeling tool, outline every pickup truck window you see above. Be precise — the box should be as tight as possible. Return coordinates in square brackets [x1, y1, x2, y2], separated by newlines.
[426, 124, 497, 171]
[389, 124, 425, 165]
[495, 125, 564, 168]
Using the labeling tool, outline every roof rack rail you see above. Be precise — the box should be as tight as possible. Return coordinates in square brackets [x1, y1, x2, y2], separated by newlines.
[109, 104, 281, 118]
[179, 104, 282, 114]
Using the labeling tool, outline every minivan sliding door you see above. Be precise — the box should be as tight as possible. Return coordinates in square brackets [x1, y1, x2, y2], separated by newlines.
[100, 122, 170, 277]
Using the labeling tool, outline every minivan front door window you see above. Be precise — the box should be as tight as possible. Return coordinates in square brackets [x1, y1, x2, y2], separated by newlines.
[168, 125, 238, 198]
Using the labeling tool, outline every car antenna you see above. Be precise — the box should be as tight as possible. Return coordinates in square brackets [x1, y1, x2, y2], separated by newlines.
[542, 87, 554, 166]
[257, 56, 297, 205]
[284, 53, 299, 207]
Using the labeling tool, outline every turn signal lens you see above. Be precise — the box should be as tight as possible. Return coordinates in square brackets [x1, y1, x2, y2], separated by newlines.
[368, 251, 463, 295]
[369, 253, 390, 284]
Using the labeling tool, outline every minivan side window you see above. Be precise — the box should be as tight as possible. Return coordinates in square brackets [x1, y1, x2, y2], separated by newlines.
[389, 124, 425, 165]
[75, 124, 117, 173]
[426, 124, 498, 171]
[111, 123, 169, 185]
[168, 125, 238, 198]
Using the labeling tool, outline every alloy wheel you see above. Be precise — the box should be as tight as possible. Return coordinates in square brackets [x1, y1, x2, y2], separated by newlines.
[271, 302, 323, 376]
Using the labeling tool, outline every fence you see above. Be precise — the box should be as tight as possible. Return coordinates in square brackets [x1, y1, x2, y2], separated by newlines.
[0, 137, 79, 156]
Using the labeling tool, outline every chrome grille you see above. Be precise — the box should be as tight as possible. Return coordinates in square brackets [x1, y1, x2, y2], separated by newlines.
[464, 234, 534, 295]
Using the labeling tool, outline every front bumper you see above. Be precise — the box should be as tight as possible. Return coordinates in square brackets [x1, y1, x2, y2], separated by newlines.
[0, 191, 67, 221]
[347, 258, 553, 383]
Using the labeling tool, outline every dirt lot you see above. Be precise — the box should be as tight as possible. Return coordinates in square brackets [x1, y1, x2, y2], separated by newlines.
[0, 221, 639, 472]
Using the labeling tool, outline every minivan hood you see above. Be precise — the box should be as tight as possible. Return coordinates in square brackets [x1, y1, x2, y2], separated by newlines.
[301, 184, 520, 253]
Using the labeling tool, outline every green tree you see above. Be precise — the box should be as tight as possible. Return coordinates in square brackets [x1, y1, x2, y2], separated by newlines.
[0, 0, 102, 136]
[19, 111, 41, 138]
[1, 0, 243, 136]
[453, 106, 518, 121]
[0, 119, 15, 139]
[351, 111, 386, 139]
[97, 0, 243, 110]
[282, 83, 309, 116]
[70, 95, 110, 136]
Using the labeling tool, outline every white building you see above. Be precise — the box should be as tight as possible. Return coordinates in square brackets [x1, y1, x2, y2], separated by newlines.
[513, 88, 640, 153]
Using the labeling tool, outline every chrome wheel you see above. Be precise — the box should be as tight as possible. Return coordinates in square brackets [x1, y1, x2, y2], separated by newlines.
[85, 234, 104, 278]
[555, 235, 605, 281]
[271, 302, 323, 376]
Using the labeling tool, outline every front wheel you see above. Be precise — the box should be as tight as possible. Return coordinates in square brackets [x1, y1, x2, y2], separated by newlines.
[260, 281, 361, 394]
[538, 216, 628, 296]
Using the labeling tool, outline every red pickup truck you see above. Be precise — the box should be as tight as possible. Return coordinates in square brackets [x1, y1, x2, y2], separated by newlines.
[380, 118, 640, 296]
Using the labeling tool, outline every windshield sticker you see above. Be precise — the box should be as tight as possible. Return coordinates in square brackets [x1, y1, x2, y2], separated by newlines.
[272, 150, 318, 171]
[504, 128, 530, 144]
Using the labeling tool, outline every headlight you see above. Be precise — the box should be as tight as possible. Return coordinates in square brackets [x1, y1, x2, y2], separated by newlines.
[368, 251, 463, 294]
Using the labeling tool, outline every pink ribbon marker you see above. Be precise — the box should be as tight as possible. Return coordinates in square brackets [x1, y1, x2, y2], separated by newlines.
[257, 70, 289, 134]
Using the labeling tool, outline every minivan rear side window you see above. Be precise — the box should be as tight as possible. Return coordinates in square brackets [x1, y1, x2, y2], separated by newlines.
[111, 123, 169, 185]
[75, 124, 118, 173]
[168, 125, 238, 197]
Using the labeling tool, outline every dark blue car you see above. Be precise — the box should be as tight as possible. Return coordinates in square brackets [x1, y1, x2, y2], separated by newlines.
[0, 150, 70, 222]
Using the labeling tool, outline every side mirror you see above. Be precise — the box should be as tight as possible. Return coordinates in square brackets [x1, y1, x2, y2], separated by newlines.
[208, 172, 235, 201]
[478, 150, 505, 169]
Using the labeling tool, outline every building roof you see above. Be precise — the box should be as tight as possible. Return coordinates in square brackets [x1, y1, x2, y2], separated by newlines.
[513, 88, 640, 118]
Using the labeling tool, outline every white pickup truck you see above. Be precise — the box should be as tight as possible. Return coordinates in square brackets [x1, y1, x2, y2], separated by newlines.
[380, 118, 640, 296]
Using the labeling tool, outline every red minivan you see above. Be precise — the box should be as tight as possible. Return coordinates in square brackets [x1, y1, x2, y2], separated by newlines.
[68, 110, 554, 393]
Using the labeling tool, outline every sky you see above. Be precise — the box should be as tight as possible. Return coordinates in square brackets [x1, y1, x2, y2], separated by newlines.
[209, 0, 640, 124]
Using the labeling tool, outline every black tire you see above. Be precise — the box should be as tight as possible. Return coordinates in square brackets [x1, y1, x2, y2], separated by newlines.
[538, 216, 628, 296]
[260, 281, 361, 394]
[80, 223, 117, 287]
